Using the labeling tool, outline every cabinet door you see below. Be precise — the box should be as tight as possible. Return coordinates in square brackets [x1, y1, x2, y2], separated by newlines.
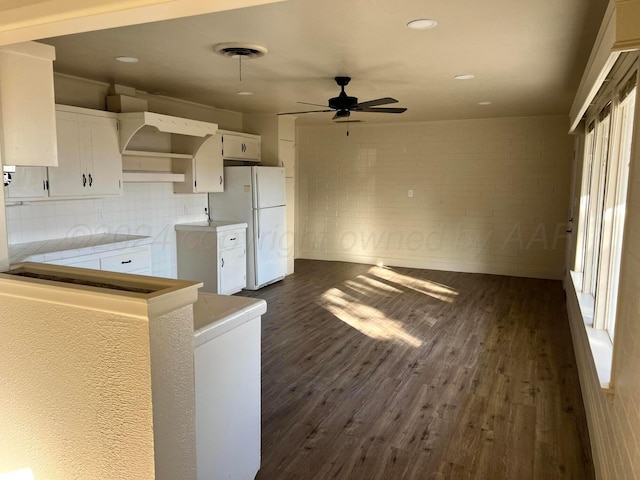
[219, 245, 246, 294]
[4, 166, 48, 199]
[194, 135, 223, 193]
[243, 136, 260, 162]
[48, 111, 85, 197]
[279, 140, 295, 177]
[285, 177, 295, 275]
[84, 115, 122, 196]
[222, 134, 245, 160]
[222, 134, 260, 161]
[0, 45, 57, 167]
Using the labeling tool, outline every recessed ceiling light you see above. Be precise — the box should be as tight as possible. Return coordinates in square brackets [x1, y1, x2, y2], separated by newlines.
[115, 56, 139, 63]
[478, 101, 492, 105]
[454, 74, 475, 80]
[236, 91, 253, 96]
[407, 19, 438, 30]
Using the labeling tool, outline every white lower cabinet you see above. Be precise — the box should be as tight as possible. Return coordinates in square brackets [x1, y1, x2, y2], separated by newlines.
[218, 245, 247, 295]
[175, 222, 248, 295]
[46, 245, 152, 275]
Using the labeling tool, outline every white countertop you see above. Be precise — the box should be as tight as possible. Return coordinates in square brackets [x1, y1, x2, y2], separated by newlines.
[9, 234, 153, 264]
[193, 293, 267, 347]
[175, 221, 247, 233]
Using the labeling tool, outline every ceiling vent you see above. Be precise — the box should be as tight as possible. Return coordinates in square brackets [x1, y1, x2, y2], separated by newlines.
[213, 43, 268, 59]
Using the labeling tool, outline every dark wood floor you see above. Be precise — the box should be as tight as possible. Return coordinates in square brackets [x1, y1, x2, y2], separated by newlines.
[240, 260, 593, 480]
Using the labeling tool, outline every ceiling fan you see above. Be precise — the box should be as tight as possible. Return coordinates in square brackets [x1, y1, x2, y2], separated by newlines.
[278, 76, 407, 120]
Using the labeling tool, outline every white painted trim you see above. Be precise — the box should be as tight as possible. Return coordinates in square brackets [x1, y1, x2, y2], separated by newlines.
[569, 1, 620, 133]
[0, 0, 287, 46]
[567, 270, 613, 390]
[297, 251, 563, 280]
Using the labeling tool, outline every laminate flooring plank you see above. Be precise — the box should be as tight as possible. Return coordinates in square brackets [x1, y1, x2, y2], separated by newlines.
[246, 260, 594, 480]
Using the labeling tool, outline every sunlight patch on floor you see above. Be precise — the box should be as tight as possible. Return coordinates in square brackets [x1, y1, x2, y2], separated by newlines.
[318, 287, 423, 347]
[343, 275, 404, 297]
[369, 266, 459, 302]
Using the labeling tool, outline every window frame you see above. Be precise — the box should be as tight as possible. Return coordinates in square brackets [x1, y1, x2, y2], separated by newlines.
[573, 56, 638, 343]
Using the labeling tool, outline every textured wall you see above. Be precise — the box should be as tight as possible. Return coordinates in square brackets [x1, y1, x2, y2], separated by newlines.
[565, 85, 640, 479]
[150, 304, 197, 480]
[0, 291, 155, 479]
[297, 116, 572, 279]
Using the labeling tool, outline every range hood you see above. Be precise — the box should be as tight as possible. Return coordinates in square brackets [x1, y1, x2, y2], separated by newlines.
[118, 111, 218, 153]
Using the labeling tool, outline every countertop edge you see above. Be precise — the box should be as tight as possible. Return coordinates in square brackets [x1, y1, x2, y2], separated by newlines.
[193, 294, 267, 346]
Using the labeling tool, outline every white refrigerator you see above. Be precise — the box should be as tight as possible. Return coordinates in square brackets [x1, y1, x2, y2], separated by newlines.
[209, 166, 287, 290]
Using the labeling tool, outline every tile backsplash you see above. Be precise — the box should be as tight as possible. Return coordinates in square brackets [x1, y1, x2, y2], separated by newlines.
[5, 183, 207, 278]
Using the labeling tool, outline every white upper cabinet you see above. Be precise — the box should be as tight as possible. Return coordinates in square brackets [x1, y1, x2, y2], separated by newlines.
[4, 166, 48, 200]
[0, 42, 57, 167]
[48, 106, 122, 198]
[221, 132, 261, 162]
[172, 134, 224, 194]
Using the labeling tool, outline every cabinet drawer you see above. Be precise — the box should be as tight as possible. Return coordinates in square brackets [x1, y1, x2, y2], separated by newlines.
[48, 256, 101, 270]
[100, 247, 151, 273]
[218, 229, 246, 250]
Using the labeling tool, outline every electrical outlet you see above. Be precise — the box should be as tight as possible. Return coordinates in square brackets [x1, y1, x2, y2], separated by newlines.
[97, 208, 103, 221]
[408, 189, 414, 198]
[184, 205, 189, 215]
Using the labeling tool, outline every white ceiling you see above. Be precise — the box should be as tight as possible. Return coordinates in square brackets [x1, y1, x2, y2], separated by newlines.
[41, 0, 608, 124]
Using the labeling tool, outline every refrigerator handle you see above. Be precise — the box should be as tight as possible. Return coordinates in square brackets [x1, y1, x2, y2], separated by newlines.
[257, 211, 260, 239]
[255, 170, 260, 209]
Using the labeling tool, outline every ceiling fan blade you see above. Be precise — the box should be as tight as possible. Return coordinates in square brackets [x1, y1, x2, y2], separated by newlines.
[278, 109, 334, 116]
[332, 110, 351, 120]
[297, 101, 331, 108]
[353, 97, 398, 109]
[356, 107, 407, 114]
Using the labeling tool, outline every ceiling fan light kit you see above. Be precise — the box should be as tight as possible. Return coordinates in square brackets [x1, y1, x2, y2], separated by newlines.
[278, 76, 407, 121]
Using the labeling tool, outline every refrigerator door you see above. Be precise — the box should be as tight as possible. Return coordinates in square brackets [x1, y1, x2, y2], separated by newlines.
[253, 166, 286, 209]
[253, 205, 287, 288]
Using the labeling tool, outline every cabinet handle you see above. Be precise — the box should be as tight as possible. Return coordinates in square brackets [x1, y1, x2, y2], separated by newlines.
[88, 173, 93, 187]
[121, 260, 132, 264]
[229, 237, 236, 241]
[221, 258, 225, 268]
[43, 180, 46, 190]
[219, 175, 223, 185]
[82, 174, 87, 187]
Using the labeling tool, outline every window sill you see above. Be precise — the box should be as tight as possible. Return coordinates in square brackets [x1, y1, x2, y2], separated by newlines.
[569, 271, 613, 392]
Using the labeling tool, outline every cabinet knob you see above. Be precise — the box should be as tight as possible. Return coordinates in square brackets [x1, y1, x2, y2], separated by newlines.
[221, 258, 225, 267]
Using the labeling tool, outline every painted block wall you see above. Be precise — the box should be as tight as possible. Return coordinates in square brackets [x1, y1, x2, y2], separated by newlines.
[565, 85, 640, 479]
[297, 115, 573, 279]
[5, 183, 207, 278]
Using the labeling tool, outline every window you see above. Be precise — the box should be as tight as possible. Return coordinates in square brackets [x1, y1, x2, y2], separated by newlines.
[574, 58, 637, 343]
